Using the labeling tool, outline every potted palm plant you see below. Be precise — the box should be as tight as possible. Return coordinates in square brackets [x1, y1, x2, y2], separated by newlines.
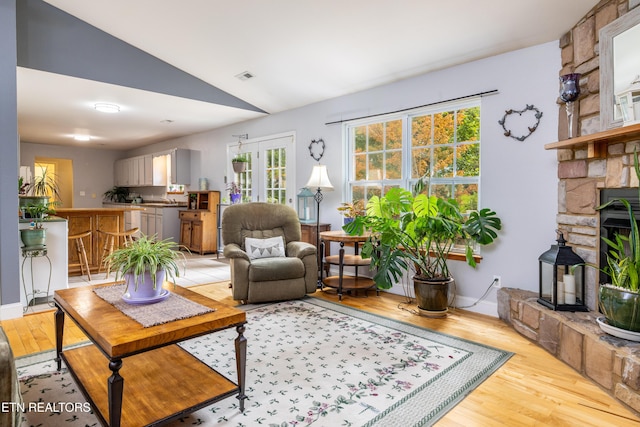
[105, 234, 187, 304]
[344, 177, 502, 317]
[19, 166, 61, 211]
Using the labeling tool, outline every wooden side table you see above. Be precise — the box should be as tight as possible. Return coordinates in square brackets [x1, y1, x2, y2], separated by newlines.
[319, 230, 377, 301]
[300, 223, 331, 275]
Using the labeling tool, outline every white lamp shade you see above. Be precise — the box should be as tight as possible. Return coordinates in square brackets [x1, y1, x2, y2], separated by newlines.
[306, 164, 334, 191]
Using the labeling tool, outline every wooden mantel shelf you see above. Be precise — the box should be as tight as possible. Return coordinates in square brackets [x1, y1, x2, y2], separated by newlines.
[544, 123, 640, 158]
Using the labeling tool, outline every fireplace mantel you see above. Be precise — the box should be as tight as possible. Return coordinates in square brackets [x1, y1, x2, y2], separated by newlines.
[545, 122, 640, 158]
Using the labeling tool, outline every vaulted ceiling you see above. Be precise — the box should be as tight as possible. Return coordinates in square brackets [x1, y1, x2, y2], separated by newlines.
[17, 0, 600, 149]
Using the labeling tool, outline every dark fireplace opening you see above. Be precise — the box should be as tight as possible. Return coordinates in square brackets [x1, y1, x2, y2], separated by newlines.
[599, 188, 640, 287]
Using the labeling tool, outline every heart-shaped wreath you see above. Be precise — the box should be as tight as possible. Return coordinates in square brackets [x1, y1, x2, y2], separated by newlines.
[498, 104, 543, 142]
[308, 138, 325, 161]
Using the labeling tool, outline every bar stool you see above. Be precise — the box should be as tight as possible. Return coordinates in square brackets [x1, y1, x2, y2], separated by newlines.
[68, 230, 92, 280]
[99, 228, 140, 278]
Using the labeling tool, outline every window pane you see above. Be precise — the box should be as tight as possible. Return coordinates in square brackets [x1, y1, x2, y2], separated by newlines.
[385, 151, 402, 179]
[354, 153, 366, 180]
[434, 146, 454, 177]
[433, 111, 455, 144]
[411, 147, 430, 179]
[368, 123, 383, 151]
[456, 107, 480, 142]
[385, 120, 403, 149]
[355, 126, 367, 153]
[366, 185, 382, 200]
[455, 183, 478, 212]
[456, 143, 479, 176]
[411, 115, 432, 147]
[432, 183, 452, 199]
[368, 153, 383, 174]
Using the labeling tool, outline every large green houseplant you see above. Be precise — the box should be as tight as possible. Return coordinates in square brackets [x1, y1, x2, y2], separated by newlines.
[590, 151, 640, 334]
[105, 234, 187, 303]
[344, 178, 502, 316]
[19, 201, 57, 248]
[19, 166, 61, 210]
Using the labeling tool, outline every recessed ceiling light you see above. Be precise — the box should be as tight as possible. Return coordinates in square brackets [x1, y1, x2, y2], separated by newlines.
[94, 103, 120, 113]
[235, 71, 255, 81]
[73, 135, 91, 141]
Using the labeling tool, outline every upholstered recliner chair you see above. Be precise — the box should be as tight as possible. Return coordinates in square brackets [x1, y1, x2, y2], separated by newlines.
[222, 203, 317, 304]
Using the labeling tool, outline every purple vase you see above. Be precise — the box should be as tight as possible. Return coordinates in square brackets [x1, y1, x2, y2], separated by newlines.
[124, 269, 166, 301]
[231, 193, 241, 204]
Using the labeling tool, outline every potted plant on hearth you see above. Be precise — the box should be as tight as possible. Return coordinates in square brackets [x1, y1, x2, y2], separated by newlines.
[588, 150, 640, 337]
[344, 176, 502, 317]
[105, 234, 187, 304]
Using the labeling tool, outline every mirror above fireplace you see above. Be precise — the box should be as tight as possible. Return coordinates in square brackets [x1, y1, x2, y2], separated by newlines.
[600, 6, 640, 130]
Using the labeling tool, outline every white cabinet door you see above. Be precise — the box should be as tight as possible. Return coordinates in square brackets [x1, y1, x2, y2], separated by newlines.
[143, 155, 153, 186]
[155, 210, 163, 240]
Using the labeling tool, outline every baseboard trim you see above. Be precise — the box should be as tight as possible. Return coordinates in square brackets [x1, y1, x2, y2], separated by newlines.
[0, 303, 24, 320]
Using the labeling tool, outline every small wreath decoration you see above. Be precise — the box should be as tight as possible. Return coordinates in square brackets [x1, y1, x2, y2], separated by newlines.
[308, 138, 325, 161]
[498, 104, 543, 142]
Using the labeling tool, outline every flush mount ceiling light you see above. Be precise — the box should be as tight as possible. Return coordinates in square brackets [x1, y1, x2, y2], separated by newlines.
[94, 103, 120, 113]
[73, 135, 91, 141]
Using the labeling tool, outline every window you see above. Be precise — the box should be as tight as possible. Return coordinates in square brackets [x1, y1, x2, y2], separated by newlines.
[346, 99, 481, 213]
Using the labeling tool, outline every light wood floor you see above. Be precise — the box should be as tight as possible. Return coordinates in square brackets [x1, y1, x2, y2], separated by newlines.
[3, 283, 640, 426]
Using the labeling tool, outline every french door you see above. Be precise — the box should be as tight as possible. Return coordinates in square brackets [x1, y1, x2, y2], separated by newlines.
[227, 132, 296, 205]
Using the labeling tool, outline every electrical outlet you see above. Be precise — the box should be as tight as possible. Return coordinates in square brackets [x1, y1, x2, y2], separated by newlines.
[492, 275, 501, 288]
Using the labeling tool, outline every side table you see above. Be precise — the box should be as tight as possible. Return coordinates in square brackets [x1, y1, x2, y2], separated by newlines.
[319, 230, 378, 301]
[21, 246, 52, 310]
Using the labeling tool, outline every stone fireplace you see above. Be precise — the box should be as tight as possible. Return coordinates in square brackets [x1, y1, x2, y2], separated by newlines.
[497, 0, 640, 415]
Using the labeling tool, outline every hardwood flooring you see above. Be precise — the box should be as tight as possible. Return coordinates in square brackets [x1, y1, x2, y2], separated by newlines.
[3, 283, 640, 426]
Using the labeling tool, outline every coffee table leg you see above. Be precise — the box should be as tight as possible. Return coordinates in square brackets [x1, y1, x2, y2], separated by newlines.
[54, 304, 64, 371]
[235, 324, 247, 412]
[108, 359, 124, 427]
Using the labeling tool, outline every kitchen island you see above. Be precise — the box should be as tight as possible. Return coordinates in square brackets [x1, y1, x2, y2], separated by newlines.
[56, 208, 142, 277]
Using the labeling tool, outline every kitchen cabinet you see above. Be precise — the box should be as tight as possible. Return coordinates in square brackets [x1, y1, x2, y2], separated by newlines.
[114, 155, 153, 187]
[114, 150, 188, 187]
[140, 206, 181, 243]
[179, 191, 219, 254]
[170, 148, 191, 185]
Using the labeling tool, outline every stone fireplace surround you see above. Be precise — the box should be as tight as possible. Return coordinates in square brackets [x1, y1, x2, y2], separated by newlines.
[497, 123, 640, 414]
[494, 0, 640, 414]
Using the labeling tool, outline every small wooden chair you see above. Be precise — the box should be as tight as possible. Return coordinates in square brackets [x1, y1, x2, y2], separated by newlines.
[68, 230, 92, 280]
[98, 228, 140, 278]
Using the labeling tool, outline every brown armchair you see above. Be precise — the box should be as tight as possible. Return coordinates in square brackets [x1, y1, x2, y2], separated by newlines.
[222, 203, 317, 304]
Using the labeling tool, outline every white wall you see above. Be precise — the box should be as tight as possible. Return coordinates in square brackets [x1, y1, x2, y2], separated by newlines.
[130, 41, 561, 316]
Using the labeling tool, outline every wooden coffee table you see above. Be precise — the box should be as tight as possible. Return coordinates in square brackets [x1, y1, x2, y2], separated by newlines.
[54, 283, 247, 427]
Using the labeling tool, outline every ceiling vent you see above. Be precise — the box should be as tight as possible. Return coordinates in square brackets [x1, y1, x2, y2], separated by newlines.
[235, 71, 255, 81]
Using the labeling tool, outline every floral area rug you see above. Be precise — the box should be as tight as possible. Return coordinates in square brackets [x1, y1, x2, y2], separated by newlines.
[15, 298, 512, 426]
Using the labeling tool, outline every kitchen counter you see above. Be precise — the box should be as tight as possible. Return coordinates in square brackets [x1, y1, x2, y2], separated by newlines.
[102, 202, 188, 208]
[56, 208, 128, 277]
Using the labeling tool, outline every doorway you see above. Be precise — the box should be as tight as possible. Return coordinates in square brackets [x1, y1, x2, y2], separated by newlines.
[35, 157, 73, 208]
[227, 132, 296, 205]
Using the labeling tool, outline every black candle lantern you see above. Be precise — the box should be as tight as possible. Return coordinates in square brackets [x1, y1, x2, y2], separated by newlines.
[538, 230, 588, 311]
